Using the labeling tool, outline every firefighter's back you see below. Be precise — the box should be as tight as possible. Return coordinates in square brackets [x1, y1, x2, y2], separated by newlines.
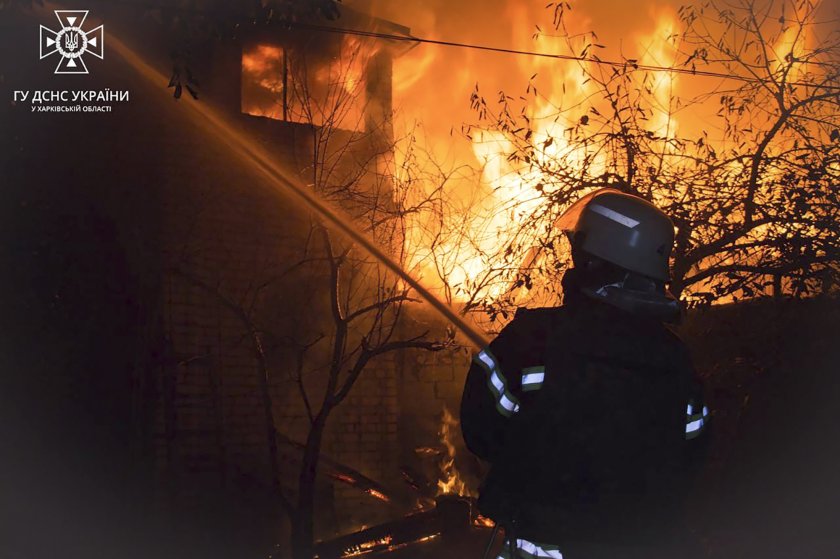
[479, 300, 696, 547]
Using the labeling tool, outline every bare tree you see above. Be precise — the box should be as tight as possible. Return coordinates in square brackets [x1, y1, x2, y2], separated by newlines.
[164, 28, 464, 558]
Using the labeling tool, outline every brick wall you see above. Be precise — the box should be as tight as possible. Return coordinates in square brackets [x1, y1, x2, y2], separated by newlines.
[151, 93, 470, 549]
[157, 170, 474, 530]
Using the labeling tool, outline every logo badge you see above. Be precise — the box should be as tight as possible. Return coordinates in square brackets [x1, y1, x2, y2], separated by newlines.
[40, 10, 104, 75]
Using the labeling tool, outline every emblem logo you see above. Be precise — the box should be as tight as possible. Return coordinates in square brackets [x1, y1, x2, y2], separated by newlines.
[40, 10, 104, 75]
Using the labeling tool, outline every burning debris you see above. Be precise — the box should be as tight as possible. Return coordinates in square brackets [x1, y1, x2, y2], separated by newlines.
[314, 495, 477, 559]
[277, 430, 395, 503]
[312, 410, 495, 558]
[402, 408, 481, 505]
[341, 535, 393, 558]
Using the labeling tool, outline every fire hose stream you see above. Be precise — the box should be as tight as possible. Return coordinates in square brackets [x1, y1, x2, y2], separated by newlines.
[105, 32, 490, 350]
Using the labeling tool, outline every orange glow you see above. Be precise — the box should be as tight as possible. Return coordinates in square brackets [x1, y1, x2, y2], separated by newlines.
[772, 0, 820, 80]
[636, 12, 680, 139]
[241, 35, 377, 130]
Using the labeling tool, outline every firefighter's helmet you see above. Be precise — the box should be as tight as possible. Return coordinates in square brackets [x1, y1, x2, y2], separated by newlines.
[557, 189, 675, 282]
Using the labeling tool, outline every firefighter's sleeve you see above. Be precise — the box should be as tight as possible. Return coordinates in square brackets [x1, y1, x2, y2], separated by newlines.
[459, 318, 532, 462]
[678, 344, 711, 481]
[683, 349, 710, 443]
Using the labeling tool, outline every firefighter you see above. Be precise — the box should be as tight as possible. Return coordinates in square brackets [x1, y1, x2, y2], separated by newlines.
[460, 189, 709, 559]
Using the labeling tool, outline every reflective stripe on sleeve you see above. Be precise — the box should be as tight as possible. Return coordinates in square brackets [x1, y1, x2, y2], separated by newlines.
[477, 351, 495, 371]
[473, 348, 520, 418]
[516, 538, 564, 558]
[495, 538, 564, 559]
[686, 417, 704, 434]
[685, 401, 709, 440]
[489, 370, 505, 394]
[521, 366, 545, 392]
[499, 393, 520, 414]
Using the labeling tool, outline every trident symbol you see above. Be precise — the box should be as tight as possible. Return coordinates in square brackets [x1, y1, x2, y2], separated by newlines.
[65, 32, 79, 52]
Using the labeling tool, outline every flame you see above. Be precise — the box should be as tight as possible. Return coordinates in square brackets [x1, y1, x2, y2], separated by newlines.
[474, 514, 495, 528]
[241, 44, 286, 120]
[388, 0, 836, 308]
[241, 35, 378, 130]
[241, 44, 283, 75]
[395, 3, 645, 305]
[636, 12, 680, 138]
[436, 408, 471, 496]
[771, 0, 819, 81]
[392, 36, 438, 95]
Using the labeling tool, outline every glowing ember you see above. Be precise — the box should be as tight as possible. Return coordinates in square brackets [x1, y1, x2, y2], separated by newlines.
[473, 514, 495, 528]
[342, 535, 393, 558]
[331, 473, 356, 484]
[414, 446, 443, 457]
[366, 488, 391, 502]
[339, 533, 441, 557]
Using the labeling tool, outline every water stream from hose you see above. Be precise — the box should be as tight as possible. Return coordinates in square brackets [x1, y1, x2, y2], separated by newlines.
[107, 33, 490, 349]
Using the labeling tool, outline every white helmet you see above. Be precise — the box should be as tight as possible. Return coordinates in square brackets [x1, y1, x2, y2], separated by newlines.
[557, 189, 675, 281]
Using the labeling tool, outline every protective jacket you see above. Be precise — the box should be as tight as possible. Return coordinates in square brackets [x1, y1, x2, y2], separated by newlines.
[460, 293, 708, 549]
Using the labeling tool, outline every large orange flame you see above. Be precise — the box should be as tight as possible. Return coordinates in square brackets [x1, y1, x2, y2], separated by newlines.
[390, 3, 696, 306]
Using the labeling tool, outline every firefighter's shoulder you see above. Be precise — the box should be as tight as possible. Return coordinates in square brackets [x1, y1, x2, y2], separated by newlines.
[661, 323, 693, 358]
[511, 306, 566, 331]
[513, 305, 565, 320]
[492, 306, 562, 361]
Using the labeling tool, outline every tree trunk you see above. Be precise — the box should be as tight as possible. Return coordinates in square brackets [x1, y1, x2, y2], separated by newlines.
[772, 273, 783, 300]
[669, 219, 693, 302]
[291, 412, 330, 559]
[669, 260, 688, 301]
